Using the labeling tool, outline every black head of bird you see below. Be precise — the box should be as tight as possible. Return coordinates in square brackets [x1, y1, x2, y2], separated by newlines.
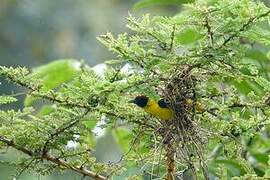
[128, 95, 149, 108]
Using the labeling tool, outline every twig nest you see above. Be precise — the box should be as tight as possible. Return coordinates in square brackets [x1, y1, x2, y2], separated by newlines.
[157, 70, 209, 179]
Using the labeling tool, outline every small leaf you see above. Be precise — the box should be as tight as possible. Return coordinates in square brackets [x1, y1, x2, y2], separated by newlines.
[250, 151, 269, 165]
[213, 159, 247, 176]
[0, 96, 17, 105]
[113, 127, 133, 153]
[37, 105, 56, 116]
[83, 120, 97, 129]
[245, 49, 268, 62]
[175, 29, 202, 45]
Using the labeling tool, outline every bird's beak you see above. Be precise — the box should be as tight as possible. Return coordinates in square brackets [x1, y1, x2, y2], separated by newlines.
[128, 99, 135, 103]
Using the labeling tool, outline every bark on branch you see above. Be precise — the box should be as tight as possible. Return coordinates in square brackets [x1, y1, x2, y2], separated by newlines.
[165, 142, 175, 180]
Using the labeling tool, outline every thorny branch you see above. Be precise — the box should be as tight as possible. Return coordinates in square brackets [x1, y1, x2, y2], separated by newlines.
[126, 17, 169, 51]
[221, 10, 270, 47]
[0, 135, 106, 180]
[42, 109, 91, 156]
[203, 11, 214, 47]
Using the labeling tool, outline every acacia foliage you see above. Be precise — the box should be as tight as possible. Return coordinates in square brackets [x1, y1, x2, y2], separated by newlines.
[1, 0, 270, 179]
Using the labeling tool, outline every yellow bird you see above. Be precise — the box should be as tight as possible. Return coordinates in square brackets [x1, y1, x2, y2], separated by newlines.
[129, 96, 212, 120]
[129, 95, 174, 120]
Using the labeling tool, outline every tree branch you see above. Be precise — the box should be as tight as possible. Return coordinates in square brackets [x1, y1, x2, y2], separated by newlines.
[0, 135, 106, 180]
[221, 10, 270, 47]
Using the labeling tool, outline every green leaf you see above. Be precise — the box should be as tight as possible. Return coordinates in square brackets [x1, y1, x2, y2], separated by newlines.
[31, 59, 81, 90]
[83, 133, 96, 147]
[232, 79, 264, 95]
[249, 151, 269, 165]
[245, 49, 268, 62]
[254, 76, 270, 91]
[113, 127, 133, 153]
[267, 51, 270, 60]
[246, 26, 270, 46]
[265, 169, 270, 177]
[24, 59, 81, 106]
[133, 0, 194, 10]
[37, 105, 56, 116]
[213, 159, 247, 176]
[0, 96, 17, 105]
[175, 29, 202, 45]
[83, 119, 97, 129]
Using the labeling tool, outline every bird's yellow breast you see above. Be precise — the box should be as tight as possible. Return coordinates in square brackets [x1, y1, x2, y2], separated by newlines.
[143, 99, 174, 120]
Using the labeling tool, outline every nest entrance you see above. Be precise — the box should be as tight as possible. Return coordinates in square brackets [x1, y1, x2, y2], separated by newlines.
[156, 70, 209, 180]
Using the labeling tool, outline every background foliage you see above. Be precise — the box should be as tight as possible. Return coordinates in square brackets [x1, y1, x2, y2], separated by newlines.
[1, 0, 270, 179]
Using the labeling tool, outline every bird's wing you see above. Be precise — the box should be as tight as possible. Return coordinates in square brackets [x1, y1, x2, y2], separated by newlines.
[158, 99, 169, 108]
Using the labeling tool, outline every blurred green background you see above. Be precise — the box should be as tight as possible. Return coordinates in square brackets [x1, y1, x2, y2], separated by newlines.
[0, 0, 178, 179]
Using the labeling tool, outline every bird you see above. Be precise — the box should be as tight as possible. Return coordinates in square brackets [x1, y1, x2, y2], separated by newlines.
[129, 95, 215, 120]
[128, 95, 174, 120]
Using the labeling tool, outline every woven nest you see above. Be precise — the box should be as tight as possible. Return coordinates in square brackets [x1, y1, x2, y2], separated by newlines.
[156, 70, 209, 179]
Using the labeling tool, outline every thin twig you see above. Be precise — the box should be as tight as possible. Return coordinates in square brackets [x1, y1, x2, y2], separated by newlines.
[42, 109, 90, 156]
[169, 25, 176, 51]
[15, 158, 37, 179]
[203, 11, 214, 47]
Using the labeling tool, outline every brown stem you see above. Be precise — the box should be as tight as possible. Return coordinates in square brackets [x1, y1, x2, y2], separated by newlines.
[203, 11, 214, 47]
[169, 24, 176, 51]
[165, 142, 175, 180]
